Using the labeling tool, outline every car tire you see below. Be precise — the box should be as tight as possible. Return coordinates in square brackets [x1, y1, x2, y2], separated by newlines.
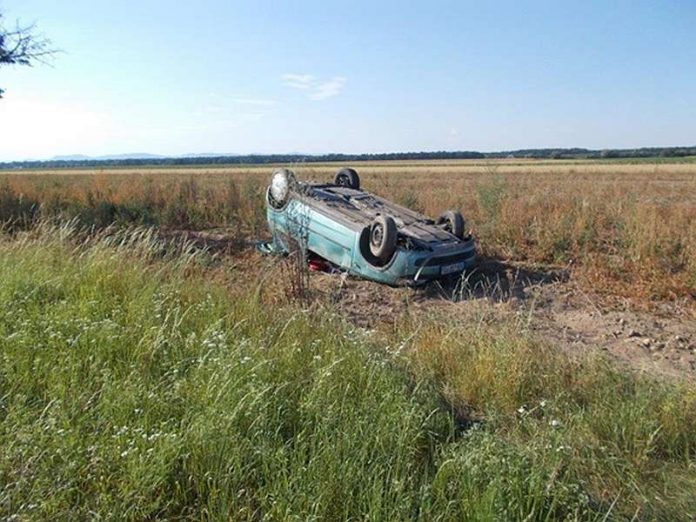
[334, 168, 360, 189]
[269, 168, 296, 207]
[369, 214, 397, 261]
[437, 210, 465, 239]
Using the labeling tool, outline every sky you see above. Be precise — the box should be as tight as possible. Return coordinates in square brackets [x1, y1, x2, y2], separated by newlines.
[0, 0, 695, 161]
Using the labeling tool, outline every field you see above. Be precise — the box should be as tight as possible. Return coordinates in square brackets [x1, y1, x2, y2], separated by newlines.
[3, 159, 695, 301]
[1, 159, 696, 520]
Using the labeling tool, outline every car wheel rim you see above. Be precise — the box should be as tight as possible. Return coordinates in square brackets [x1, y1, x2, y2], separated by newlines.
[370, 224, 384, 247]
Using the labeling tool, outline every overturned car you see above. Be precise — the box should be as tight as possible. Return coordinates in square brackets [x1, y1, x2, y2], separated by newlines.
[265, 167, 476, 286]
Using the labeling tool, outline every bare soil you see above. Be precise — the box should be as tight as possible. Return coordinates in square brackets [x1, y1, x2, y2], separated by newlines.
[172, 229, 696, 379]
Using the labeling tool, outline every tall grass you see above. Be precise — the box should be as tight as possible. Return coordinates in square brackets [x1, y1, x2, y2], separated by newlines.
[1, 224, 695, 519]
[0, 225, 446, 519]
[2, 159, 695, 302]
[404, 318, 696, 520]
[0, 173, 266, 232]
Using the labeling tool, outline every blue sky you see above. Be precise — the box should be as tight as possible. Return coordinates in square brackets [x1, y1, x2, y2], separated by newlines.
[0, 0, 695, 160]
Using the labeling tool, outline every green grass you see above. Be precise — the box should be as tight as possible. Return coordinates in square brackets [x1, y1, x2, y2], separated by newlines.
[405, 319, 696, 520]
[1, 225, 695, 520]
[0, 226, 447, 519]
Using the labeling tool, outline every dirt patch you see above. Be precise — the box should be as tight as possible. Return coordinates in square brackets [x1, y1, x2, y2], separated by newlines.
[526, 283, 696, 378]
[308, 256, 696, 379]
[167, 229, 696, 379]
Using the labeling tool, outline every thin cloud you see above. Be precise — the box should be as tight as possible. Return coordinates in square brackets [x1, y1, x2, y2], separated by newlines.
[282, 74, 315, 90]
[282, 73, 346, 100]
[309, 77, 347, 100]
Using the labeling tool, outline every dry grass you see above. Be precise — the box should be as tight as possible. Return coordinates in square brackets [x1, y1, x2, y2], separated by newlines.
[2, 158, 695, 303]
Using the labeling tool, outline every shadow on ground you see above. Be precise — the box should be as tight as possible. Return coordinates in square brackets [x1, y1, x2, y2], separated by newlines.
[167, 229, 568, 306]
[419, 255, 570, 303]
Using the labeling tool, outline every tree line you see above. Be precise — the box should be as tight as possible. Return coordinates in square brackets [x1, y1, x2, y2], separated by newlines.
[2, 147, 696, 170]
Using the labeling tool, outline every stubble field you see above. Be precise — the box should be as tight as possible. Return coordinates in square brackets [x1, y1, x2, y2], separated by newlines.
[1, 158, 695, 520]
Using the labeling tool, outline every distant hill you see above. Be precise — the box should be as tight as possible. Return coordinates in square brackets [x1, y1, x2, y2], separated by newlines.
[2, 146, 695, 170]
[50, 154, 93, 161]
[50, 153, 166, 161]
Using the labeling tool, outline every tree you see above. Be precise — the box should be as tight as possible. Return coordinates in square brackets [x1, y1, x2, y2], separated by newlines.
[0, 12, 56, 97]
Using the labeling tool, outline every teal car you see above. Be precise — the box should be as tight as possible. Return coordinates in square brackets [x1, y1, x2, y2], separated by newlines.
[265, 168, 476, 286]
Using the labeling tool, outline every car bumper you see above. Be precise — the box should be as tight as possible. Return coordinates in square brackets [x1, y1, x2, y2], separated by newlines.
[408, 239, 476, 284]
[351, 237, 476, 286]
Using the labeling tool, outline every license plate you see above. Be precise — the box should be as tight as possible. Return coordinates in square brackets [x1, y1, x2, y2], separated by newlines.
[441, 262, 465, 275]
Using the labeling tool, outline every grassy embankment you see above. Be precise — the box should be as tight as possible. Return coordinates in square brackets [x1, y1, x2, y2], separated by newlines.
[1, 223, 695, 520]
